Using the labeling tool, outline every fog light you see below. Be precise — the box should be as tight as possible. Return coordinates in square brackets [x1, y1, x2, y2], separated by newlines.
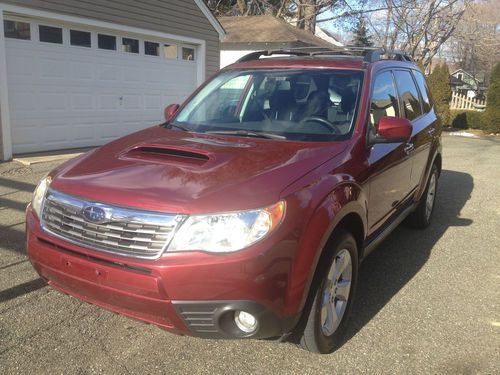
[234, 310, 258, 333]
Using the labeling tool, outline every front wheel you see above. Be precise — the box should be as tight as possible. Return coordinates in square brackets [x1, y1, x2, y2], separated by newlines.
[298, 230, 358, 354]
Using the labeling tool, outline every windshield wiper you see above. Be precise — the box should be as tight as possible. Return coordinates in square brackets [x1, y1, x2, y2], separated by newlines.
[205, 130, 286, 140]
[161, 122, 190, 132]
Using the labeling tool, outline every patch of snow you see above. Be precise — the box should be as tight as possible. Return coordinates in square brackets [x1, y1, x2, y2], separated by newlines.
[448, 132, 479, 138]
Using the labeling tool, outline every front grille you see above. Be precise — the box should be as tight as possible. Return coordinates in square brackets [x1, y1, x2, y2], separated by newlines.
[41, 189, 184, 259]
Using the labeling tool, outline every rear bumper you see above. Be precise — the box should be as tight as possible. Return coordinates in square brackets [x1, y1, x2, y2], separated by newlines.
[26, 208, 300, 338]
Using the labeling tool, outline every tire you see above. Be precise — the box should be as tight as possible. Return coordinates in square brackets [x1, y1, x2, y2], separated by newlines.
[406, 164, 439, 229]
[298, 230, 358, 354]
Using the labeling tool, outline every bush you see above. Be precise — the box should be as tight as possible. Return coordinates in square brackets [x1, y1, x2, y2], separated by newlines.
[450, 110, 484, 130]
[483, 62, 500, 134]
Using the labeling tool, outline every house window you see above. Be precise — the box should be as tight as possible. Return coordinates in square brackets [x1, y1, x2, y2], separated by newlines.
[145, 41, 160, 56]
[98, 34, 116, 50]
[182, 47, 195, 61]
[457, 73, 463, 81]
[164, 44, 178, 59]
[70, 30, 91, 48]
[39, 25, 63, 44]
[122, 38, 139, 53]
[3, 20, 31, 40]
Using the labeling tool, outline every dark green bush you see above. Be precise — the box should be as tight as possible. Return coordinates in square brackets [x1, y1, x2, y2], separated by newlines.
[483, 62, 500, 134]
[428, 63, 452, 125]
[450, 110, 484, 130]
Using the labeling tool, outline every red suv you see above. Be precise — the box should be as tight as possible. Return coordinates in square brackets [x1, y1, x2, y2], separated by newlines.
[26, 48, 442, 354]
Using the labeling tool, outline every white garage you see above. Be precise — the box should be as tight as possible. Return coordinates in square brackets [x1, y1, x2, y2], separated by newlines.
[0, 1, 224, 159]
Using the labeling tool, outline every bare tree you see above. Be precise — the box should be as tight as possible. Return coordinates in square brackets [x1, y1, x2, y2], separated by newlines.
[206, 0, 344, 33]
[447, 0, 500, 82]
[366, 0, 470, 68]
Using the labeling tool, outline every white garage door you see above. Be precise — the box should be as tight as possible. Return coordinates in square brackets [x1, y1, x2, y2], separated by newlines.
[4, 16, 199, 154]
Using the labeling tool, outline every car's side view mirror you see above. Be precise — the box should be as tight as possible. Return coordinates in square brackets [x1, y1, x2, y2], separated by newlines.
[164, 104, 180, 122]
[368, 116, 412, 146]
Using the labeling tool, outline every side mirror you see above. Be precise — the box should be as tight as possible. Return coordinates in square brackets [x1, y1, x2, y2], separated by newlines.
[164, 104, 180, 122]
[368, 116, 412, 145]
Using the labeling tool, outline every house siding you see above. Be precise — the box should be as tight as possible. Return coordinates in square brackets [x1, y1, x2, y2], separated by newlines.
[1, 0, 220, 77]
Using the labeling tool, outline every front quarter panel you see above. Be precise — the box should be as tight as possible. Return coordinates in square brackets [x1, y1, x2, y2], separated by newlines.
[283, 174, 367, 314]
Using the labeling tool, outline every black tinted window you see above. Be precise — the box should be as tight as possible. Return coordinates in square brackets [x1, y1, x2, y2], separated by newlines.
[145, 41, 159, 56]
[122, 38, 139, 53]
[4, 20, 30, 40]
[70, 30, 91, 48]
[98, 34, 116, 50]
[413, 70, 432, 113]
[371, 71, 399, 128]
[394, 70, 422, 120]
[39, 25, 62, 44]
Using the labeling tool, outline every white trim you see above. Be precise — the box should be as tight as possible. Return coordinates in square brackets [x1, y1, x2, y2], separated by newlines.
[193, 0, 225, 41]
[0, 6, 13, 160]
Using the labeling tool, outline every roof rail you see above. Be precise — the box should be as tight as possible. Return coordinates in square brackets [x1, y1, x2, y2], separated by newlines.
[235, 46, 415, 64]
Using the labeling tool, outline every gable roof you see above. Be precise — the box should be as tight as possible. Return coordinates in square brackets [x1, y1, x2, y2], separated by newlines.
[451, 69, 475, 79]
[193, 0, 225, 40]
[218, 15, 334, 48]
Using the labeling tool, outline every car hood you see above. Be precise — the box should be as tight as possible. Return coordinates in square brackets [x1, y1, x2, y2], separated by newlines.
[50, 127, 347, 214]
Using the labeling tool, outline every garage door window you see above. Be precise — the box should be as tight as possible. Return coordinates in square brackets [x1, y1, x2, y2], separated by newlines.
[70, 30, 91, 48]
[39, 25, 63, 44]
[122, 38, 139, 54]
[3, 20, 31, 40]
[98, 34, 116, 50]
[145, 41, 159, 56]
[182, 47, 195, 61]
[164, 44, 178, 59]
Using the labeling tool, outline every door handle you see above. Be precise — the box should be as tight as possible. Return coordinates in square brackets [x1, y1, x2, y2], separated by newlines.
[404, 143, 414, 154]
[428, 127, 436, 136]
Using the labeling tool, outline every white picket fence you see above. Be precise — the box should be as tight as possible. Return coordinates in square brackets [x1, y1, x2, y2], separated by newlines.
[450, 92, 486, 111]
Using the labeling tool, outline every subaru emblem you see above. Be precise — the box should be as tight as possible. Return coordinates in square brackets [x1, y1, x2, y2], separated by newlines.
[82, 206, 106, 224]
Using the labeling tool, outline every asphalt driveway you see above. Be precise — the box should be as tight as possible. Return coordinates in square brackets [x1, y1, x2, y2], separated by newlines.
[1, 134, 499, 374]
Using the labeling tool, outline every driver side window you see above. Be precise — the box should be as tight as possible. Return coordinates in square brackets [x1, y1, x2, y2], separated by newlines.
[370, 71, 400, 131]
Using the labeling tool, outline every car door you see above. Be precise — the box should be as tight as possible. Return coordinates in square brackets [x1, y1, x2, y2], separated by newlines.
[394, 69, 435, 193]
[365, 70, 413, 234]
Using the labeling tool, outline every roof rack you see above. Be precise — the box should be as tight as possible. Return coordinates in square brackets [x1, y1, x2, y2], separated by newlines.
[236, 46, 415, 64]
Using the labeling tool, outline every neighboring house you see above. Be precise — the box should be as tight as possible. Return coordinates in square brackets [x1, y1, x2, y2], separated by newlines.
[0, 0, 225, 161]
[315, 27, 343, 48]
[450, 69, 486, 98]
[219, 15, 340, 68]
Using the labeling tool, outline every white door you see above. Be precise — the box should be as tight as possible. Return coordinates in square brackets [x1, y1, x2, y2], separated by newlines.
[4, 17, 199, 154]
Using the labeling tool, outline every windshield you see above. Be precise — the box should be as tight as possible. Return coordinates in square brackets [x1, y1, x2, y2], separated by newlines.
[172, 69, 364, 142]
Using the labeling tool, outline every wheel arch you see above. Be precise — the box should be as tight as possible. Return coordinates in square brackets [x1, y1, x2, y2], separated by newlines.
[289, 182, 367, 315]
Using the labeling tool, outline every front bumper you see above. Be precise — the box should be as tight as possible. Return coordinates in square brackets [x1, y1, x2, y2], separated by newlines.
[26, 208, 300, 339]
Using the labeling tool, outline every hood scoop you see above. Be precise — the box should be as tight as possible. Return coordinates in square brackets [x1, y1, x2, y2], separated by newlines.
[122, 145, 210, 166]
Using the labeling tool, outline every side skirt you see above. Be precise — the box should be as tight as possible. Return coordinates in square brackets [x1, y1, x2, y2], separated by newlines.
[362, 203, 415, 261]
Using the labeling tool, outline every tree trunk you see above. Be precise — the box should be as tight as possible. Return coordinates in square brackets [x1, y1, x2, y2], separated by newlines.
[236, 0, 247, 15]
[298, 0, 317, 33]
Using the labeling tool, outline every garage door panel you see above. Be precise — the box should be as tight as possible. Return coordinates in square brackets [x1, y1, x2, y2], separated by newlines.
[6, 20, 199, 154]
[71, 94, 95, 110]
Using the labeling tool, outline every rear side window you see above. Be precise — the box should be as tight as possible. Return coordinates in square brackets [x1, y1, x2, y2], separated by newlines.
[413, 70, 432, 113]
[394, 70, 422, 120]
[370, 71, 399, 128]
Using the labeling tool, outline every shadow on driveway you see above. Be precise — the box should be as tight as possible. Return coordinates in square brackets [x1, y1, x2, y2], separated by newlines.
[344, 169, 474, 342]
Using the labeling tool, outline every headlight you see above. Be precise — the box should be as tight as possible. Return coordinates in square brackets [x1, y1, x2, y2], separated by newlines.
[168, 201, 285, 253]
[31, 176, 51, 218]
